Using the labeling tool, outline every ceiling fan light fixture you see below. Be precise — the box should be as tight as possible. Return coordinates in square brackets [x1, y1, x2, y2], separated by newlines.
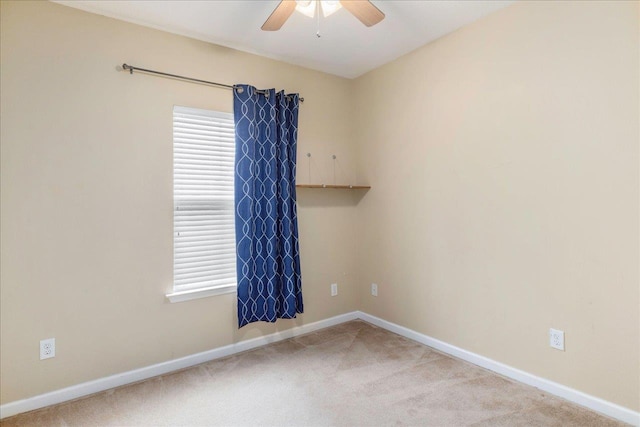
[295, 0, 342, 19]
[262, 0, 384, 31]
[295, 0, 316, 18]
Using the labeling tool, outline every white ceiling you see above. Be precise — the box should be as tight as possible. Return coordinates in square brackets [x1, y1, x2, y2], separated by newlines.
[54, 0, 514, 79]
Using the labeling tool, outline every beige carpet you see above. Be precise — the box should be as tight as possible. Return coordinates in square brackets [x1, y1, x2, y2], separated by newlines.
[0, 320, 627, 426]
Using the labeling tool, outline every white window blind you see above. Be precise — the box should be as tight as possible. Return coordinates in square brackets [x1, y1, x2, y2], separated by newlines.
[173, 106, 236, 295]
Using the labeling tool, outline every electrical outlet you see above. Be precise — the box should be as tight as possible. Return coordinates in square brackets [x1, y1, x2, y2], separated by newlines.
[549, 328, 564, 351]
[331, 283, 338, 296]
[371, 283, 378, 297]
[40, 338, 56, 360]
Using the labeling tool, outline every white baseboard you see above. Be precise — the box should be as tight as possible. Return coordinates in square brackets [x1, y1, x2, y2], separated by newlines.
[0, 311, 358, 420]
[2, 310, 638, 426]
[356, 311, 640, 427]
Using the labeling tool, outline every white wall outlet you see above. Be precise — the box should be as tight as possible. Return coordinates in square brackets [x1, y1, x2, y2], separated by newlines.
[331, 283, 338, 297]
[40, 338, 56, 360]
[371, 283, 378, 297]
[549, 328, 564, 351]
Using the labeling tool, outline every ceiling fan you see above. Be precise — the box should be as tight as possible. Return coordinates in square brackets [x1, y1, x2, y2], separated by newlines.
[262, 0, 385, 31]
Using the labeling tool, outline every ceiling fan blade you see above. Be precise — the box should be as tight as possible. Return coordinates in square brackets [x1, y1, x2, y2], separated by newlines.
[340, 1, 385, 27]
[262, 1, 297, 31]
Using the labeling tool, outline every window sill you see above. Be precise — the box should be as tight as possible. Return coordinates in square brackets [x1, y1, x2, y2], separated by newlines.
[166, 284, 236, 303]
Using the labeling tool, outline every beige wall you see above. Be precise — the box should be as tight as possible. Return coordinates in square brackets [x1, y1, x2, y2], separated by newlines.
[353, 0, 639, 411]
[0, 0, 360, 404]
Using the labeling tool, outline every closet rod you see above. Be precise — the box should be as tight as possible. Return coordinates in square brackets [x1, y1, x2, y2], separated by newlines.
[121, 63, 304, 102]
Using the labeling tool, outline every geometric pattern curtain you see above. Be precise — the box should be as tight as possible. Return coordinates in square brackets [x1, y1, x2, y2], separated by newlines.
[233, 84, 303, 328]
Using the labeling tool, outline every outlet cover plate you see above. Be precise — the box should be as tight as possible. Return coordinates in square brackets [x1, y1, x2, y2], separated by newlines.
[549, 328, 564, 351]
[371, 283, 378, 296]
[40, 338, 56, 360]
[331, 283, 338, 297]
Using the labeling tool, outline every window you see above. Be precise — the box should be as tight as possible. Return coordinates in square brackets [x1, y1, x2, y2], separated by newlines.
[168, 106, 236, 302]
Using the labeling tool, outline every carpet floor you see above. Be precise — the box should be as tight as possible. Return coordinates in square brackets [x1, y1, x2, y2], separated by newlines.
[0, 320, 627, 426]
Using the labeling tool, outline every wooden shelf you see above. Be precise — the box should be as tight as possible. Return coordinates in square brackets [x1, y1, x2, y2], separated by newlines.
[296, 184, 371, 190]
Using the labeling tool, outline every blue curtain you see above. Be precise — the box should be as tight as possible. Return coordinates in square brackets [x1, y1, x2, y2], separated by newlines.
[233, 84, 303, 328]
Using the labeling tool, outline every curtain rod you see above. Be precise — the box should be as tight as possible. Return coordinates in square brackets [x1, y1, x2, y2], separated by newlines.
[121, 63, 304, 102]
